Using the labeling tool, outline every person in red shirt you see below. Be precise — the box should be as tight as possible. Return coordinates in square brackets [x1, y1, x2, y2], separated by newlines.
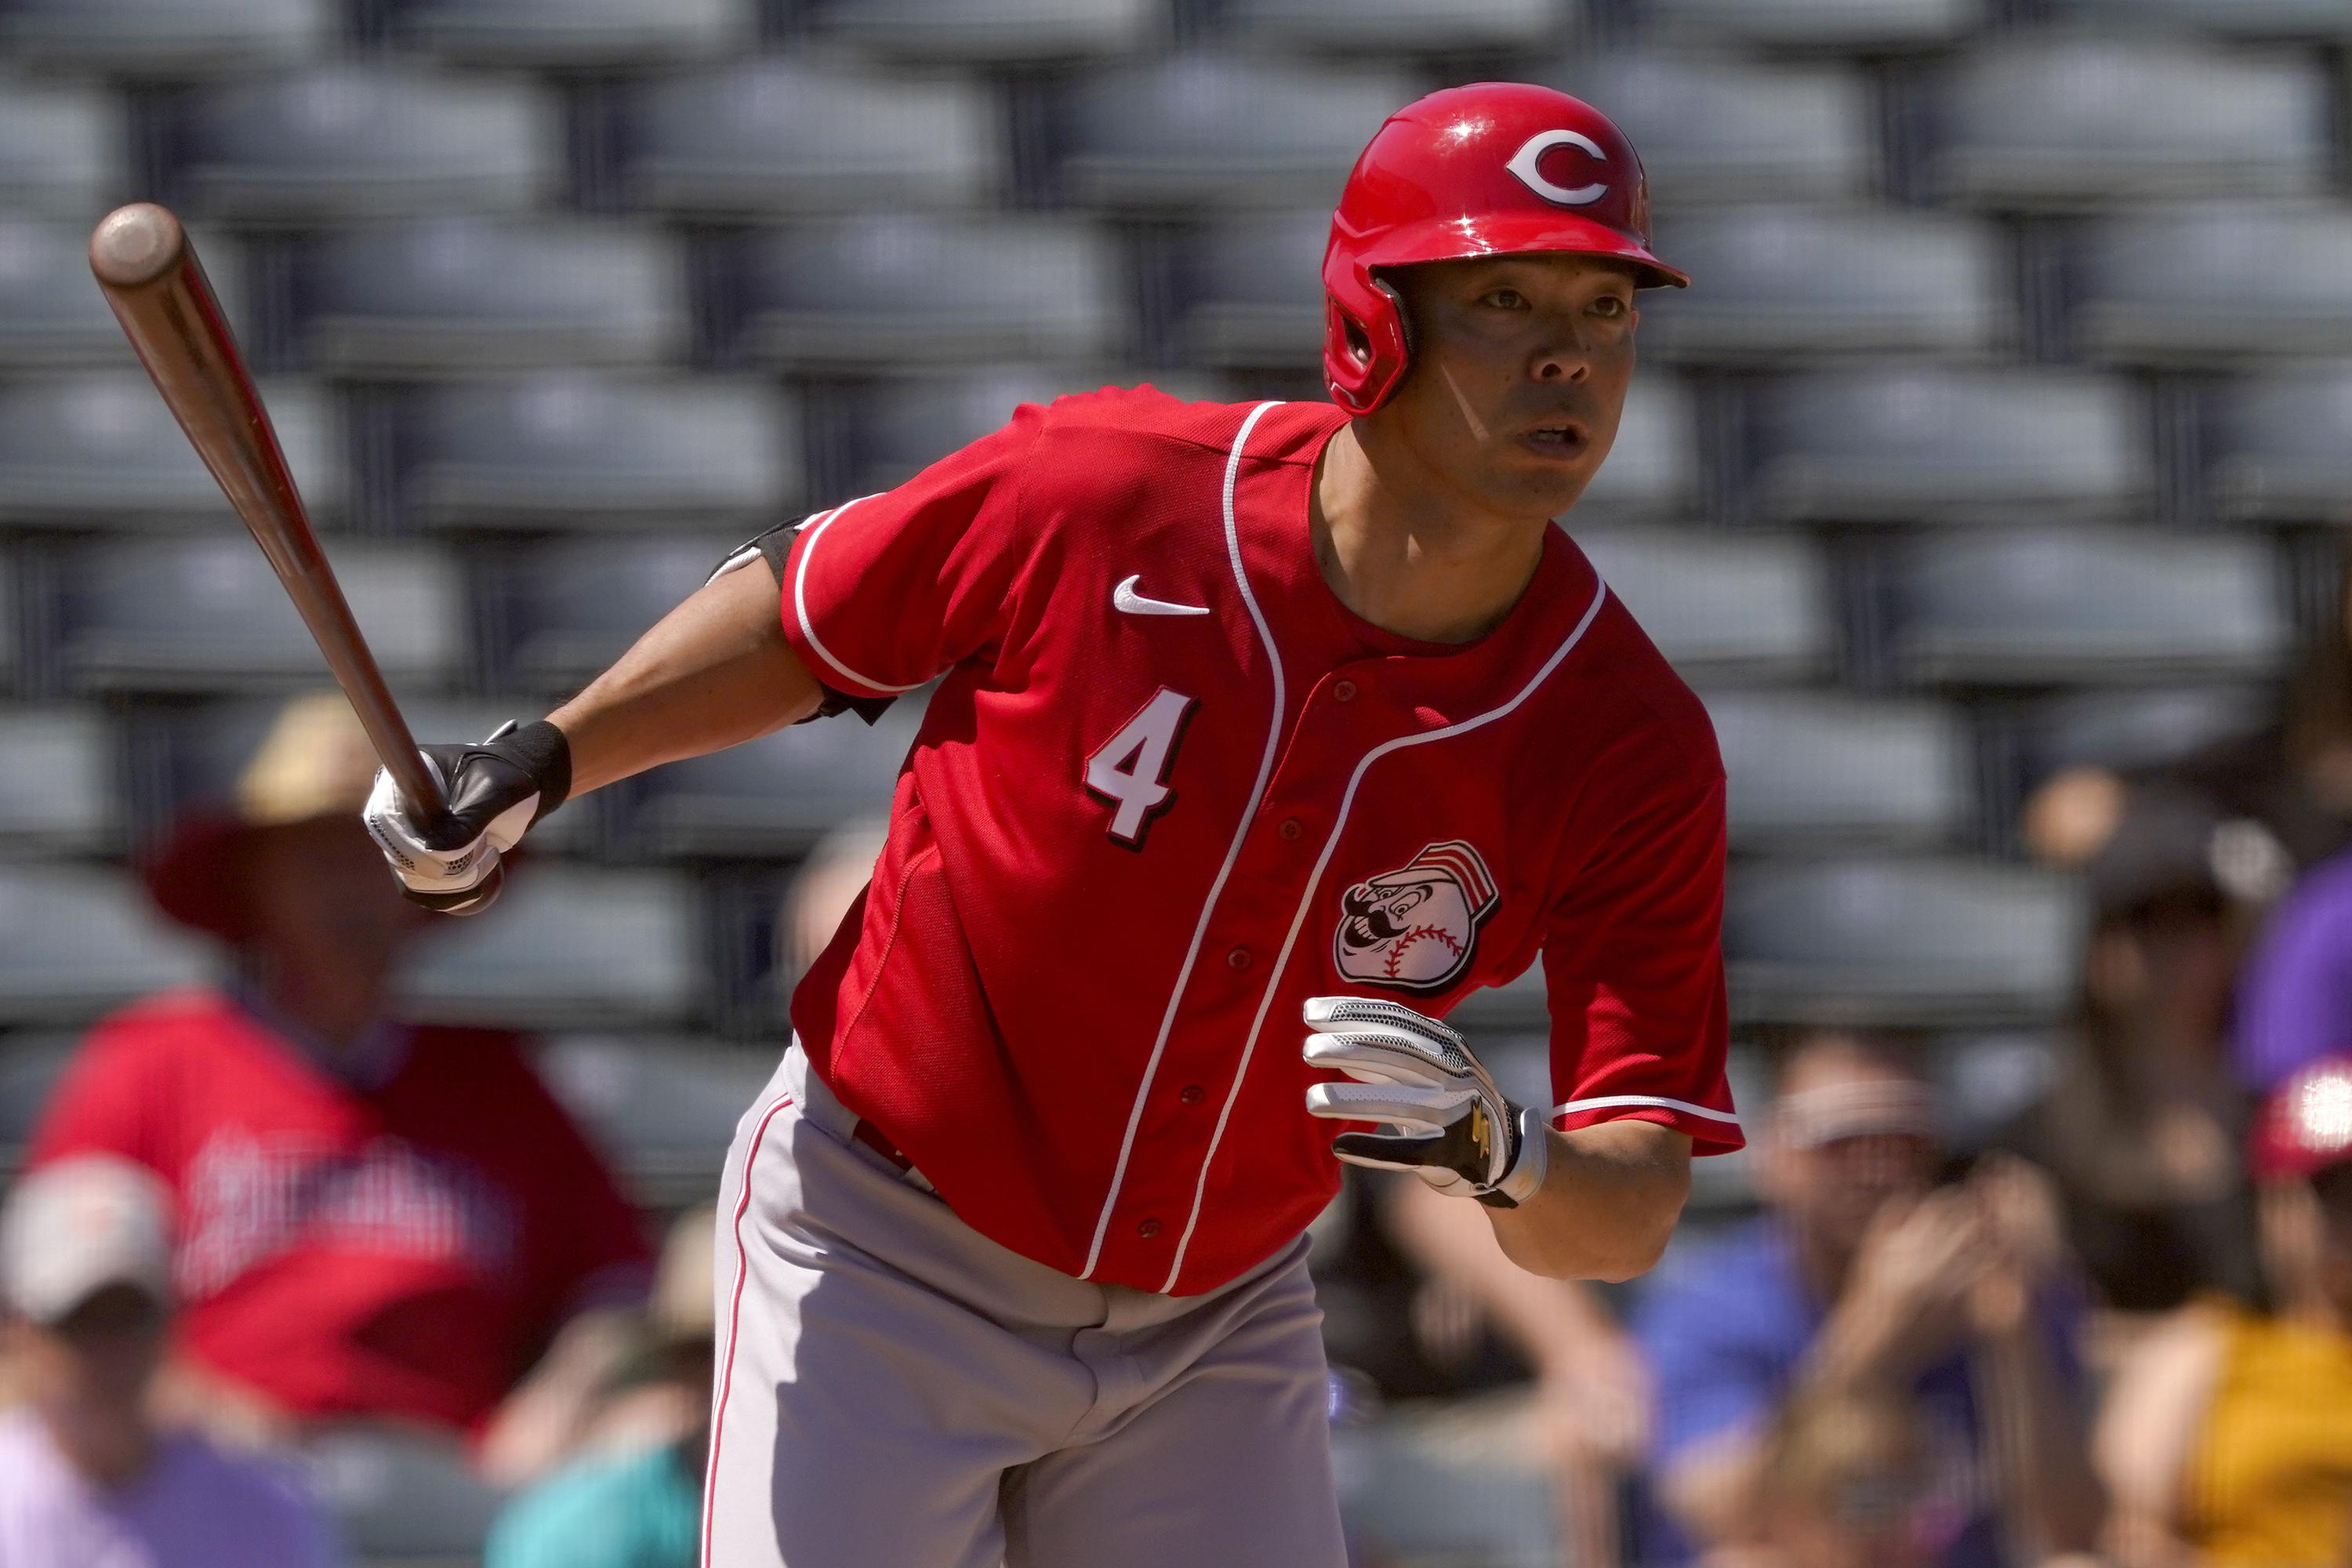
[32, 694, 652, 1485]
[365, 84, 1740, 1566]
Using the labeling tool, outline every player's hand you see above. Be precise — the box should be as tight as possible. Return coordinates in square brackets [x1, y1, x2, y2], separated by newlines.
[361, 719, 570, 916]
[1302, 996, 1547, 1208]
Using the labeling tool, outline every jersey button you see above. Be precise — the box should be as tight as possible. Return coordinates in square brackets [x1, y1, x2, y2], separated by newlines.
[1278, 817, 1304, 842]
[1226, 946, 1252, 971]
[1332, 679, 1358, 702]
[1137, 1218, 1162, 1240]
[1180, 1084, 1205, 1106]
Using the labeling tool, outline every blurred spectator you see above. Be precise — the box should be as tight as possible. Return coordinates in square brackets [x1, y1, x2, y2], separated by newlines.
[25, 694, 652, 1484]
[2099, 1052, 2352, 1568]
[1633, 1031, 2102, 1567]
[0, 1156, 336, 1566]
[1742, 1391, 1955, 1568]
[485, 1206, 716, 1568]
[2001, 786, 2259, 1312]
[2238, 818, 2352, 1094]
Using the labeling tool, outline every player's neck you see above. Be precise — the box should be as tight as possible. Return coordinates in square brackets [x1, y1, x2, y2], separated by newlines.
[1312, 421, 1548, 646]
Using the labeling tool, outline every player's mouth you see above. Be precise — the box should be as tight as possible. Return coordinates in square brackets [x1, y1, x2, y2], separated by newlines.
[1515, 420, 1589, 462]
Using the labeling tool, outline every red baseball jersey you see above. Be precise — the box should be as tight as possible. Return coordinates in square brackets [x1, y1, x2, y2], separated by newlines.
[31, 989, 652, 1433]
[783, 390, 1740, 1297]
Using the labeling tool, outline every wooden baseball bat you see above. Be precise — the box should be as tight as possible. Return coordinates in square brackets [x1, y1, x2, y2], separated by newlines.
[88, 201, 447, 821]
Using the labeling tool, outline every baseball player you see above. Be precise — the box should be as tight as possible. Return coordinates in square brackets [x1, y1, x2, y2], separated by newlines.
[365, 83, 1743, 1566]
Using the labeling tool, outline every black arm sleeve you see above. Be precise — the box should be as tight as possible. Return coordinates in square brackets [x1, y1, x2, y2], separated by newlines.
[709, 517, 898, 726]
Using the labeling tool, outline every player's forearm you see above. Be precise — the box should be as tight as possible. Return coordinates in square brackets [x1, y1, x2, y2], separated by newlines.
[1486, 1121, 1691, 1281]
[550, 560, 826, 798]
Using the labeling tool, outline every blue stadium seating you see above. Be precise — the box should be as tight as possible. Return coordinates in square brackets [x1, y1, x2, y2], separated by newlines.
[1641, 208, 2016, 361]
[835, 368, 1229, 496]
[1722, 855, 2085, 1025]
[0, 0, 330, 70]
[0, 708, 116, 855]
[0, 220, 249, 369]
[536, 1033, 777, 1202]
[2202, 362, 2352, 524]
[490, 533, 739, 691]
[714, 216, 1128, 369]
[1207, 0, 1567, 53]
[2015, 683, 2274, 784]
[1919, 38, 2334, 209]
[1888, 527, 2289, 686]
[1162, 210, 1326, 368]
[1743, 365, 2153, 524]
[0, 373, 343, 528]
[400, 864, 705, 1027]
[0, 1033, 74, 1161]
[0, 866, 212, 1025]
[2045, 0, 2352, 39]
[1536, 51, 1878, 206]
[1634, 0, 1981, 49]
[162, 65, 561, 222]
[1705, 690, 1973, 848]
[2063, 203, 2352, 364]
[1576, 529, 1835, 684]
[0, 550, 16, 691]
[1044, 55, 1414, 209]
[804, 0, 1164, 60]
[53, 538, 461, 693]
[617, 699, 927, 857]
[383, 0, 751, 67]
[607, 60, 1006, 216]
[0, 74, 128, 218]
[393, 376, 799, 529]
[285, 219, 688, 374]
[1569, 376, 1704, 524]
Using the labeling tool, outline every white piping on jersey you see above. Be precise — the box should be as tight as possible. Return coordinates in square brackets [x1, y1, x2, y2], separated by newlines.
[1160, 569, 1614, 1294]
[792, 495, 931, 696]
[1552, 1093, 1741, 1127]
[1078, 400, 1287, 1283]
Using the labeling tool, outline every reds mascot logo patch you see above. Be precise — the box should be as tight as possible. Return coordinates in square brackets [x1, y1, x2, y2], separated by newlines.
[1332, 840, 1499, 993]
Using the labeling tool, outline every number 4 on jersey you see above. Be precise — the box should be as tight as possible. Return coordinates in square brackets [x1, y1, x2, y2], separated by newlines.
[1085, 688, 1198, 848]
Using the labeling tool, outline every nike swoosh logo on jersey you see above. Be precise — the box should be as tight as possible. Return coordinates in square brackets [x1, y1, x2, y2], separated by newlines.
[1112, 575, 1210, 617]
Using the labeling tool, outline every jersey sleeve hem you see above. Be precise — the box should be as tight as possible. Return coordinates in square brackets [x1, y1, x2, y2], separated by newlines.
[778, 497, 940, 702]
[1550, 1094, 1745, 1155]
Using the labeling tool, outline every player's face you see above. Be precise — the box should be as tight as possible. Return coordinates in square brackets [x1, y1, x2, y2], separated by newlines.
[1374, 254, 1639, 522]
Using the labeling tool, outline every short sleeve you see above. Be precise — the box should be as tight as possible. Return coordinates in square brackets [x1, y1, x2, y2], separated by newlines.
[1542, 768, 1742, 1155]
[779, 404, 1047, 702]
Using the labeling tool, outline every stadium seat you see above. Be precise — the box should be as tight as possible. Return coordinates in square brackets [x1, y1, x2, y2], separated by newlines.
[714, 216, 1128, 369]
[1044, 55, 1416, 209]
[400, 865, 705, 1027]
[1160, 210, 1327, 369]
[162, 65, 560, 222]
[804, 0, 1163, 60]
[0, 0, 330, 70]
[1888, 527, 2288, 686]
[0, 373, 342, 528]
[1332, 1408, 1555, 1568]
[1706, 691, 1972, 848]
[0, 865, 211, 1025]
[1935, 1029, 2062, 1150]
[53, 537, 461, 692]
[393, 376, 798, 529]
[1744, 366, 2152, 524]
[1920, 38, 2333, 209]
[490, 533, 739, 691]
[605, 60, 1004, 216]
[0, 708, 117, 854]
[383, 0, 750, 67]
[1640, 208, 2014, 361]
[0, 75, 127, 218]
[2045, 0, 2352, 39]
[2202, 362, 2352, 524]
[0, 551, 16, 689]
[0, 1033, 75, 1163]
[1575, 529, 1833, 684]
[617, 699, 927, 857]
[1635, 0, 1980, 49]
[285, 219, 687, 375]
[2013, 683, 2274, 784]
[536, 1034, 777, 1203]
[0, 220, 249, 369]
[1722, 855, 2085, 1025]
[836, 367, 1227, 496]
[1567, 376, 1703, 524]
[306, 1428, 504, 1566]
[1206, 0, 1566, 54]
[2063, 203, 2352, 364]
[1534, 51, 1876, 207]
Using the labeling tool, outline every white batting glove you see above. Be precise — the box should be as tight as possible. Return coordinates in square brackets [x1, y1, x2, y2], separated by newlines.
[1303, 996, 1548, 1208]
[361, 720, 570, 915]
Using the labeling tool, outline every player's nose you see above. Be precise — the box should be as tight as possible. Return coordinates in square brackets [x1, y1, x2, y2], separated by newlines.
[1528, 323, 1595, 384]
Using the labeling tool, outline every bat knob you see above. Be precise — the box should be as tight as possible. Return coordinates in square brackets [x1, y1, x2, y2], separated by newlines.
[89, 203, 187, 289]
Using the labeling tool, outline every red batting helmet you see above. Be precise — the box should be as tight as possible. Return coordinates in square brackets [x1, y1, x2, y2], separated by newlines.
[1323, 82, 1688, 417]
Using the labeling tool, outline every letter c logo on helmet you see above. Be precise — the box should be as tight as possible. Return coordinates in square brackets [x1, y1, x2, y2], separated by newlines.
[1504, 129, 1608, 208]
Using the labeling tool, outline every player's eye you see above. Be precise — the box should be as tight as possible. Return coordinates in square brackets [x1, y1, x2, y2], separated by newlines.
[1590, 295, 1631, 319]
[1479, 288, 1530, 310]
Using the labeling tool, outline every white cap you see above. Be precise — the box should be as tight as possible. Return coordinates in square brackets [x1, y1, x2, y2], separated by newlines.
[0, 1157, 174, 1325]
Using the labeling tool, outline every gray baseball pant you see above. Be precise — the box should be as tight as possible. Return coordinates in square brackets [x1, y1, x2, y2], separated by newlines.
[702, 1042, 1349, 1568]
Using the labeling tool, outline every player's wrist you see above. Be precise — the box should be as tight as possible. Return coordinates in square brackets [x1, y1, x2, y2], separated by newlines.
[1475, 1104, 1549, 1209]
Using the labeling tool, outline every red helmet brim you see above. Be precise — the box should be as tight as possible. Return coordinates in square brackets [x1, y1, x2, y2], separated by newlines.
[1341, 209, 1689, 292]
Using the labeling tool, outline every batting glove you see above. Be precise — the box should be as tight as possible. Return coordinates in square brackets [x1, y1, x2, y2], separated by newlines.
[1303, 996, 1548, 1208]
[361, 720, 570, 916]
